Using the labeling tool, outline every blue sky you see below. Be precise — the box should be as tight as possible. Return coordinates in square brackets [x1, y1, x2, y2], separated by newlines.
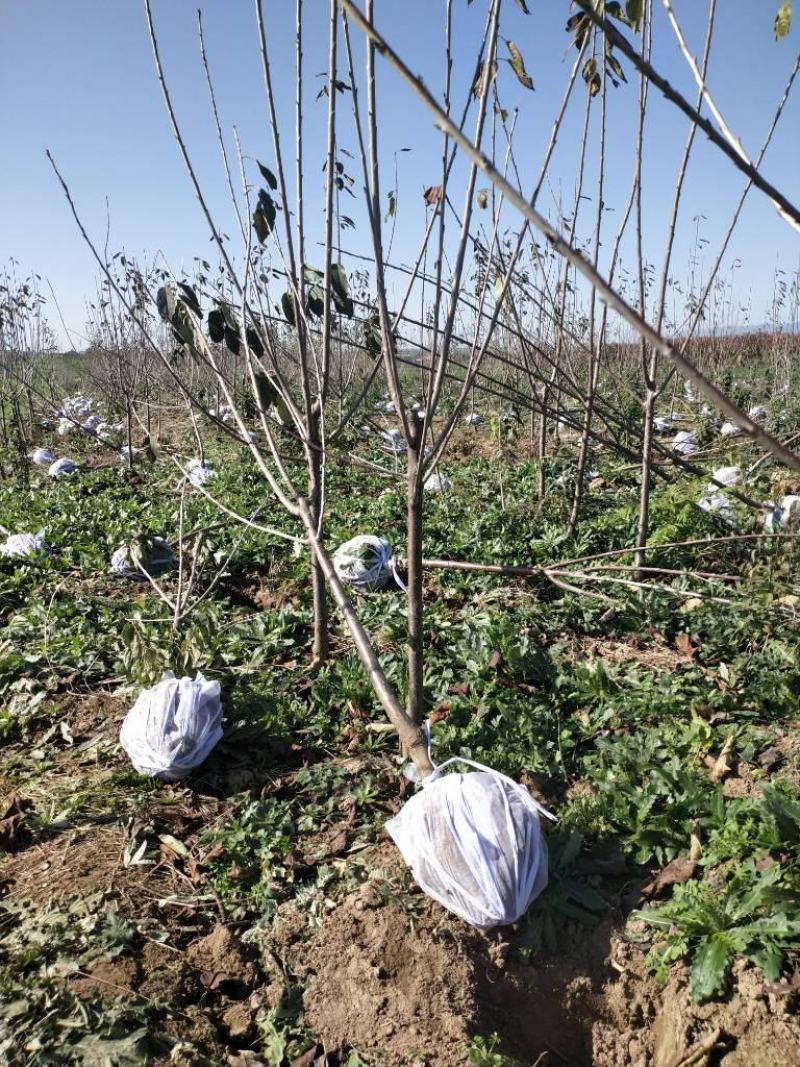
[1, 0, 798, 349]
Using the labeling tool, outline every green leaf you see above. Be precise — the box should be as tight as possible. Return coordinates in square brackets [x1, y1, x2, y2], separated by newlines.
[307, 286, 324, 319]
[748, 942, 784, 982]
[507, 41, 534, 91]
[156, 286, 176, 324]
[223, 324, 240, 355]
[245, 326, 264, 359]
[257, 160, 278, 190]
[690, 933, 733, 1001]
[178, 282, 201, 316]
[363, 311, 381, 358]
[330, 263, 354, 317]
[775, 1, 792, 39]
[172, 300, 201, 350]
[281, 291, 296, 327]
[207, 308, 225, 344]
[254, 371, 278, 412]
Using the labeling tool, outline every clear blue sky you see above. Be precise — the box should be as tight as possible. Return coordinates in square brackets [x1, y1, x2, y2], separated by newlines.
[1, 1, 798, 349]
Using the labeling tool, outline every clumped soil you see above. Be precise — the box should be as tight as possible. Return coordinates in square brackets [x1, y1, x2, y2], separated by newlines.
[279, 866, 800, 1067]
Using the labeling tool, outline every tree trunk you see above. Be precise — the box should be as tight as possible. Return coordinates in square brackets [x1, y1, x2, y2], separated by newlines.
[405, 426, 425, 724]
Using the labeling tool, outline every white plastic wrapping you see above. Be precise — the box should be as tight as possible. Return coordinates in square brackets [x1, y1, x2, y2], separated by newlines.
[380, 428, 406, 453]
[186, 458, 216, 488]
[671, 430, 697, 456]
[0, 531, 48, 560]
[48, 458, 77, 478]
[464, 412, 484, 426]
[110, 538, 173, 580]
[424, 471, 453, 494]
[30, 448, 55, 466]
[720, 421, 742, 438]
[119, 672, 223, 781]
[386, 756, 553, 930]
[556, 467, 599, 489]
[332, 534, 401, 592]
[765, 495, 800, 533]
[699, 466, 741, 526]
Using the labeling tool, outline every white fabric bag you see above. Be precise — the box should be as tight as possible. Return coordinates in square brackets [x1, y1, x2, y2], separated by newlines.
[424, 471, 452, 494]
[110, 537, 173, 580]
[49, 457, 77, 478]
[719, 421, 742, 438]
[186, 458, 216, 488]
[332, 534, 403, 593]
[380, 428, 406, 453]
[0, 531, 48, 560]
[119, 672, 223, 782]
[765, 495, 800, 533]
[387, 755, 553, 931]
[671, 430, 697, 456]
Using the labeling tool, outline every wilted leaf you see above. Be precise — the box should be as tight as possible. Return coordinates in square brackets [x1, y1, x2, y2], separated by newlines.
[74, 1028, 151, 1066]
[257, 160, 278, 190]
[626, 0, 645, 29]
[472, 60, 497, 99]
[159, 833, 189, 858]
[675, 631, 696, 659]
[606, 53, 627, 86]
[477, 188, 489, 209]
[423, 185, 443, 206]
[681, 597, 704, 613]
[307, 286, 324, 319]
[291, 1046, 326, 1067]
[253, 189, 277, 244]
[514, 0, 530, 12]
[386, 191, 397, 220]
[710, 735, 735, 783]
[642, 855, 697, 899]
[583, 56, 601, 96]
[758, 746, 784, 773]
[775, 0, 793, 39]
[0, 791, 28, 851]
[507, 40, 534, 90]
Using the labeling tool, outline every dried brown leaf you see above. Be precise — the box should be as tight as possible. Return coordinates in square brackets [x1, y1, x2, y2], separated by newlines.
[642, 855, 697, 900]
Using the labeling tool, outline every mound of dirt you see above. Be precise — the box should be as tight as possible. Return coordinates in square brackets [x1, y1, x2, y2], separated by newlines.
[280, 877, 610, 1066]
[279, 874, 800, 1066]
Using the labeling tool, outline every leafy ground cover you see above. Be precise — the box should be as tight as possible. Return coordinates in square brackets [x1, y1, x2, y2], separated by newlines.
[1, 404, 800, 1065]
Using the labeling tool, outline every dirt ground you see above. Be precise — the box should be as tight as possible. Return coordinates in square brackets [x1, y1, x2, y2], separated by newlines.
[3, 690, 800, 1066]
[272, 849, 800, 1067]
